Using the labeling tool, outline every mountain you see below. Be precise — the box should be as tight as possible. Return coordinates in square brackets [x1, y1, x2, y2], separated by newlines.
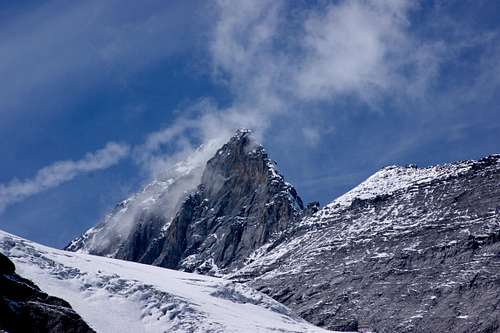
[0, 229, 337, 333]
[67, 130, 500, 332]
[67, 129, 307, 274]
[232, 155, 500, 332]
[0, 252, 94, 333]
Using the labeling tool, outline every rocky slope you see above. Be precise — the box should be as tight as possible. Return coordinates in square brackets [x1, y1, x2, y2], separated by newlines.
[232, 155, 500, 332]
[0, 252, 94, 333]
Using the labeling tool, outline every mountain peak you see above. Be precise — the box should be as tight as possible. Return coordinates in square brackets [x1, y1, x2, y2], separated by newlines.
[67, 129, 305, 275]
[213, 128, 263, 160]
[152, 130, 305, 273]
[202, 129, 293, 201]
[234, 127, 253, 138]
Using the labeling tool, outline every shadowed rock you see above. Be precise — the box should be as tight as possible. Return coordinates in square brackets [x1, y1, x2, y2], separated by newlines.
[0, 252, 95, 333]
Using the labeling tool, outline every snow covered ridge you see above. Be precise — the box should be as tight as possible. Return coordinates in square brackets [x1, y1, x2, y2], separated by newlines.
[329, 155, 500, 208]
[0, 230, 337, 333]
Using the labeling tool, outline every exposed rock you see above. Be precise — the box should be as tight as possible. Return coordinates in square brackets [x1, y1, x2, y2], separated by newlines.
[0, 252, 94, 333]
[304, 201, 320, 217]
[0, 251, 14, 274]
[139, 129, 305, 273]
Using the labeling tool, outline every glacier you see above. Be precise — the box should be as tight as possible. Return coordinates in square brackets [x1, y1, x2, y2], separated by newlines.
[0, 229, 338, 333]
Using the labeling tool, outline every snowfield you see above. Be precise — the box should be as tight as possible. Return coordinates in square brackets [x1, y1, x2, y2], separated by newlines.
[0, 230, 336, 333]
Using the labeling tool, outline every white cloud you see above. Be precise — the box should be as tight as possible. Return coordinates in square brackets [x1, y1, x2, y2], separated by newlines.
[295, 0, 412, 101]
[0, 142, 129, 211]
[125, 0, 428, 187]
[206, 0, 444, 145]
[133, 99, 269, 179]
[211, 0, 282, 87]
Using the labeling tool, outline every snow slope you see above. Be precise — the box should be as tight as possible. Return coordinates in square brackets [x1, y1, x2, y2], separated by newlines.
[0, 230, 335, 333]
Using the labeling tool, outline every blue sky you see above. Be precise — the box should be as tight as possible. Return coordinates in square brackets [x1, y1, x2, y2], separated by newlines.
[1, 0, 499, 248]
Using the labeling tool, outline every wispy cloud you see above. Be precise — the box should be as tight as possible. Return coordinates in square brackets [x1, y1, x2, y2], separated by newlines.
[0, 142, 129, 211]
[3, 0, 498, 216]
[127, 0, 444, 180]
[205, 0, 444, 141]
[295, 0, 415, 101]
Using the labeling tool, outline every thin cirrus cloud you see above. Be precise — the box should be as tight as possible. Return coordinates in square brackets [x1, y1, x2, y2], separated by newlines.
[0, 143, 130, 212]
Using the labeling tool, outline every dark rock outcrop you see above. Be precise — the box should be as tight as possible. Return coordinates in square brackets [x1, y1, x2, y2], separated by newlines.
[0, 252, 95, 333]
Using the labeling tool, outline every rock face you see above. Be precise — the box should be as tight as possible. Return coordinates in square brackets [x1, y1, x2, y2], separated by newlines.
[68, 130, 305, 274]
[232, 155, 500, 333]
[0, 252, 94, 333]
[67, 130, 500, 333]
[150, 130, 304, 273]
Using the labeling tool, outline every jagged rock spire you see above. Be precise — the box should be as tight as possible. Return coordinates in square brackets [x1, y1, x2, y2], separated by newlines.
[145, 129, 305, 273]
[67, 129, 305, 275]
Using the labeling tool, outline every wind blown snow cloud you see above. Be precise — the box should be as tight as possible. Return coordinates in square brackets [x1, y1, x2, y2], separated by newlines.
[0, 142, 129, 211]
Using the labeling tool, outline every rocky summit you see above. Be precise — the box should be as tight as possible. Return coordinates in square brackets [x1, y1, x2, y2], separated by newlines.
[140, 129, 306, 273]
[67, 130, 307, 274]
[67, 131, 500, 333]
